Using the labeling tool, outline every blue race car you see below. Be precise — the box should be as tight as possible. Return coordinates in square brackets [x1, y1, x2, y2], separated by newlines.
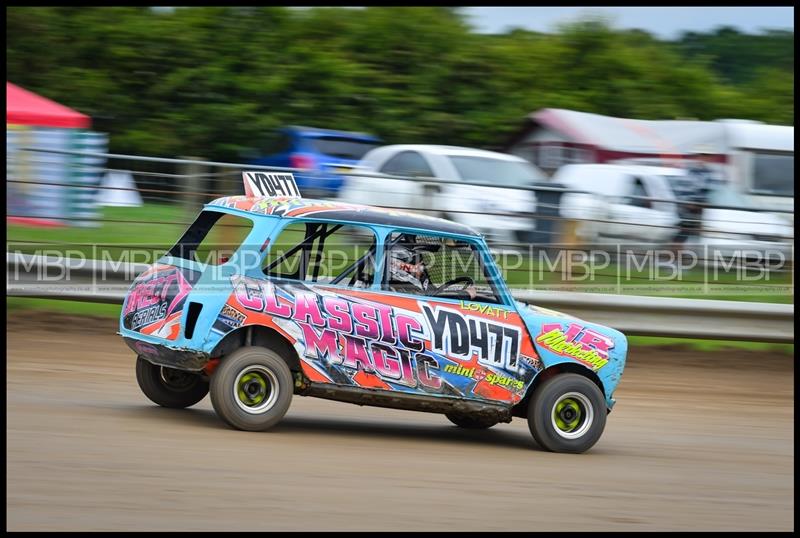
[250, 126, 381, 198]
[120, 171, 627, 453]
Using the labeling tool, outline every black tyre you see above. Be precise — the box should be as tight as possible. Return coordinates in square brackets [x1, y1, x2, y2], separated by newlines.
[135, 357, 209, 409]
[445, 412, 498, 429]
[210, 346, 293, 432]
[527, 373, 607, 453]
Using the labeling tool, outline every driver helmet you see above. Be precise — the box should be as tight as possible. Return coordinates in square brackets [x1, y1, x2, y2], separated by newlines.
[388, 245, 430, 293]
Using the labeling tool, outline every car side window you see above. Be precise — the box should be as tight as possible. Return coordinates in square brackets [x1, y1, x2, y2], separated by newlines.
[168, 211, 253, 265]
[379, 151, 434, 178]
[263, 221, 377, 288]
[382, 232, 501, 304]
[627, 176, 652, 209]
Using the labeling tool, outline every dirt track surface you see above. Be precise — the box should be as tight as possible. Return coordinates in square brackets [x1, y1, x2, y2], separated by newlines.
[6, 315, 794, 531]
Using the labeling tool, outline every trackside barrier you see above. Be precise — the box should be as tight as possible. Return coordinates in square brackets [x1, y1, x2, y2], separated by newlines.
[6, 253, 794, 343]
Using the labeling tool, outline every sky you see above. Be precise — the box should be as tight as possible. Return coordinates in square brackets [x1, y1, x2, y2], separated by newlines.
[462, 7, 794, 38]
[151, 7, 794, 38]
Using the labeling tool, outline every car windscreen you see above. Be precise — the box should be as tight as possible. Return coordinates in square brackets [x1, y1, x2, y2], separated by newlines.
[664, 175, 697, 200]
[448, 156, 544, 186]
[665, 174, 728, 202]
[310, 137, 380, 160]
[707, 184, 760, 209]
[667, 173, 761, 210]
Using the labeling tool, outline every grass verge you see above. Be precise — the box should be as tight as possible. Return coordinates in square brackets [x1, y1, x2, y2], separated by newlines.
[7, 298, 792, 354]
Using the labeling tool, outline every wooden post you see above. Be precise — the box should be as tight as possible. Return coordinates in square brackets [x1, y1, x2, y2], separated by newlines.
[560, 218, 579, 287]
[179, 157, 206, 221]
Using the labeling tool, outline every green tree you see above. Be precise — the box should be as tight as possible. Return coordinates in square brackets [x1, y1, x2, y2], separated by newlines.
[6, 8, 793, 161]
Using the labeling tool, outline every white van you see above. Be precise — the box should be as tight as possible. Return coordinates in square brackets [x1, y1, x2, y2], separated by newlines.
[612, 121, 794, 214]
[552, 164, 681, 244]
[553, 164, 793, 256]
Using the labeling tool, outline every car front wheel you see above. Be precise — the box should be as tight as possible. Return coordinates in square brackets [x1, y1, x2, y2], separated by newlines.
[527, 373, 607, 453]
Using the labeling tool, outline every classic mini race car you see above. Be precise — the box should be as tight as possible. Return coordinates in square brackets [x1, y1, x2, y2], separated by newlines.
[120, 171, 628, 453]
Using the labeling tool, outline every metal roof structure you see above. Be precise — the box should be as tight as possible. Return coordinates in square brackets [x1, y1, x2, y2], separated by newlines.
[506, 108, 793, 155]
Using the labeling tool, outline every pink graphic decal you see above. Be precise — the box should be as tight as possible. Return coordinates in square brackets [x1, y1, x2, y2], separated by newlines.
[352, 303, 380, 340]
[233, 275, 264, 312]
[299, 323, 341, 364]
[576, 330, 613, 359]
[322, 296, 353, 333]
[221, 275, 539, 403]
[164, 271, 191, 318]
[371, 343, 402, 380]
[396, 348, 418, 387]
[293, 292, 325, 326]
[342, 335, 374, 372]
[373, 303, 396, 345]
[537, 322, 614, 371]
[396, 314, 424, 351]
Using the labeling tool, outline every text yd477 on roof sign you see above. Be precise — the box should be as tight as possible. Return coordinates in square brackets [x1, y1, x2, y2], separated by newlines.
[243, 171, 301, 198]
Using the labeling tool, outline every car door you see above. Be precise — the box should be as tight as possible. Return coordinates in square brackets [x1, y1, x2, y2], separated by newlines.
[607, 175, 672, 241]
[375, 150, 436, 212]
[222, 221, 539, 406]
[337, 230, 539, 406]
[438, 154, 540, 241]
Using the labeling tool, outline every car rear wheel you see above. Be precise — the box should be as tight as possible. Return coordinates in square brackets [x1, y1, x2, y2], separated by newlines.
[445, 412, 498, 429]
[527, 373, 606, 453]
[210, 346, 293, 432]
[135, 357, 209, 409]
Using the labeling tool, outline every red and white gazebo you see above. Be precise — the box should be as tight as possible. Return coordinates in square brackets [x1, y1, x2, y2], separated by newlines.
[7, 82, 107, 228]
[7, 82, 91, 129]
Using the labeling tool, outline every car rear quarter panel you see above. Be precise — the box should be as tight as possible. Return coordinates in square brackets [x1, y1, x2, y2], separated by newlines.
[119, 210, 281, 355]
